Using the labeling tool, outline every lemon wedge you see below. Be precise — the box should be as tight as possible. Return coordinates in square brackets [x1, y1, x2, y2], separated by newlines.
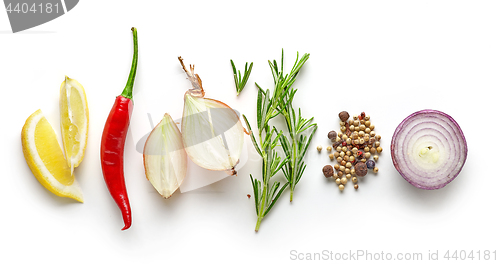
[21, 109, 84, 202]
[59, 76, 89, 173]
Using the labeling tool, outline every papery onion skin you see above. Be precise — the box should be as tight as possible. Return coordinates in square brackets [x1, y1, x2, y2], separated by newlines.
[143, 114, 187, 198]
[391, 109, 467, 190]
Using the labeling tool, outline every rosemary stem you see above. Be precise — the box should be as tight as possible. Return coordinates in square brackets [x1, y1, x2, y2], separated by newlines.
[255, 182, 267, 231]
[255, 216, 263, 232]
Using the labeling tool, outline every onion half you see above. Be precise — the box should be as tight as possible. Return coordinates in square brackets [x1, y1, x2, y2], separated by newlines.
[143, 114, 187, 198]
[178, 57, 244, 175]
[182, 94, 244, 174]
[391, 109, 467, 190]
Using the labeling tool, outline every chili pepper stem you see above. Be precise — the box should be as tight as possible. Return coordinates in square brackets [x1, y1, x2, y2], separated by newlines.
[120, 27, 138, 99]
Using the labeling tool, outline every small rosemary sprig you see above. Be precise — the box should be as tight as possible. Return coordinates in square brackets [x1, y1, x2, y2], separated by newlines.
[230, 59, 253, 96]
[244, 50, 315, 232]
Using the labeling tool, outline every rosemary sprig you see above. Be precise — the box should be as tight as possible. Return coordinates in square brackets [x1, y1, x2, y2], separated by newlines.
[230, 60, 253, 96]
[243, 88, 289, 232]
[269, 51, 317, 202]
[244, 50, 316, 232]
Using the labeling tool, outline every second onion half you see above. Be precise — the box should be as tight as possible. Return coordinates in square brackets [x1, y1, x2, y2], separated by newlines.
[143, 114, 187, 198]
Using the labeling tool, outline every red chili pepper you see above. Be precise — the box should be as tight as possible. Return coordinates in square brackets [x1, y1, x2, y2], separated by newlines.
[100, 27, 138, 230]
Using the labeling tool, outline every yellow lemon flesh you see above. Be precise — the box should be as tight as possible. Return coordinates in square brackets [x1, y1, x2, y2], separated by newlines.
[60, 76, 89, 174]
[21, 109, 83, 202]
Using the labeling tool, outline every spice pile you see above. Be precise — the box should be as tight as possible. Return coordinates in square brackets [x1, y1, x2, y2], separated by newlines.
[320, 111, 382, 191]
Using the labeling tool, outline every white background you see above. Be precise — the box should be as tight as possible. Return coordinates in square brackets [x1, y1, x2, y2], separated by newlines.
[1, 1, 498, 263]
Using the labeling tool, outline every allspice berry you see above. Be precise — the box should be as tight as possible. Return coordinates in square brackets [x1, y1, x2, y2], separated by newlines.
[338, 111, 350, 122]
[327, 130, 337, 142]
[322, 165, 334, 178]
[354, 162, 368, 177]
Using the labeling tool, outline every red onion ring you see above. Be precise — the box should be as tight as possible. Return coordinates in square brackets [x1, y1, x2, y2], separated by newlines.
[391, 110, 467, 190]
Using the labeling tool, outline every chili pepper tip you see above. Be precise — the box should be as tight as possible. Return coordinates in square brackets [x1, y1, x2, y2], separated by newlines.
[121, 223, 131, 231]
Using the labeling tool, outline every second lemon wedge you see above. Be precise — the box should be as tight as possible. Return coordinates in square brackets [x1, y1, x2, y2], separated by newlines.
[60, 76, 89, 174]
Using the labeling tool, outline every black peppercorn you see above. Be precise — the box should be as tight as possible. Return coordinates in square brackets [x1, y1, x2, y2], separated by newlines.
[366, 160, 376, 169]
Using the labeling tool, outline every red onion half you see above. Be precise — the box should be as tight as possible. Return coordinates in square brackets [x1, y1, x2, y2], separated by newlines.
[391, 110, 467, 190]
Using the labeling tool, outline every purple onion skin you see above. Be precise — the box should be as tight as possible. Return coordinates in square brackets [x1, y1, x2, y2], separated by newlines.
[391, 109, 467, 190]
